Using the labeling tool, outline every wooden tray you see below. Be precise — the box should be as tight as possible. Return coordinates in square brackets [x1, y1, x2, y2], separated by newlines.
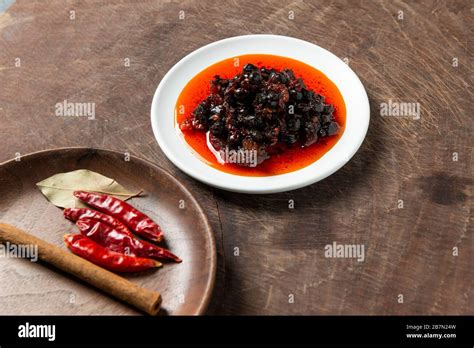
[0, 148, 216, 315]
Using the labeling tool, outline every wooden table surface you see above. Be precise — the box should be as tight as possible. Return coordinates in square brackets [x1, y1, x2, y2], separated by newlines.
[0, 0, 472, 315]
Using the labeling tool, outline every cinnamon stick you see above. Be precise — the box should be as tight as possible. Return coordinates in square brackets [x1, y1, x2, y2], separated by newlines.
[0, 223, 161, 315]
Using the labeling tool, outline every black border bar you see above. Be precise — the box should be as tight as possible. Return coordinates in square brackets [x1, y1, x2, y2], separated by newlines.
[0, 315, 471, 346]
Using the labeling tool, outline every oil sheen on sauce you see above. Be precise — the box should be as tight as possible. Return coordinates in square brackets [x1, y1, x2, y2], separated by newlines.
[175, 54, 346, 177]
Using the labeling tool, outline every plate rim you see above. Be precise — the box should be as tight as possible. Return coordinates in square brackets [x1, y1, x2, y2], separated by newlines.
[0, 146, 217, 316]
[151, 34, 370, 194]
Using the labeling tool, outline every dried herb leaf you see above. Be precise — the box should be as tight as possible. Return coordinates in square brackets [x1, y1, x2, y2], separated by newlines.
[36, 169, 140, 208]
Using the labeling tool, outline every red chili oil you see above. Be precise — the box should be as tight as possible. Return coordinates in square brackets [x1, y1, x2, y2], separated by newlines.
[175, 54, 346, 176]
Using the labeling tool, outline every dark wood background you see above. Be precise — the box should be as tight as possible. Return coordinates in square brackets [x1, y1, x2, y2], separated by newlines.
[0, 0, 471, 315]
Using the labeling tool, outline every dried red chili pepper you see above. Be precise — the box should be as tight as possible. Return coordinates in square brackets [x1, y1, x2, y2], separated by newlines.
[64, 207, 132, 237]
[76, 218, 182, 263]
[73, 191, 163, 242]
[64, 234, 161, 273]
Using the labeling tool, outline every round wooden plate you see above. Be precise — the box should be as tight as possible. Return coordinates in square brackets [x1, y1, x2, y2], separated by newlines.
[0, 148, 216, 315]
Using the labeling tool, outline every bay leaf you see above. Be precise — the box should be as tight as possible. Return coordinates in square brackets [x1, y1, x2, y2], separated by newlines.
[36, 169, 141, 208]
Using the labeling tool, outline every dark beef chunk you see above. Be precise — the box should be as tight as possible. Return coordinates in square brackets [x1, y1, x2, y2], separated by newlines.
[181, 63, 340, 166]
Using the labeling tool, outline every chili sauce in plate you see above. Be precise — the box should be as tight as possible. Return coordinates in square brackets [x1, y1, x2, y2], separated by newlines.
[175, 54, 346, 177]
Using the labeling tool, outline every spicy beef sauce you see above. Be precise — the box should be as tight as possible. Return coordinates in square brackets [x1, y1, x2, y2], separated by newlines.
[175, 54, 346, 176]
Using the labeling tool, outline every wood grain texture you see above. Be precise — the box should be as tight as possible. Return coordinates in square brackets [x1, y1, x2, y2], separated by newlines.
[0, 0, 472, 315]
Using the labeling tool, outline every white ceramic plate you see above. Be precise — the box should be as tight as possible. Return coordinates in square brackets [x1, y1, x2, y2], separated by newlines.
[151, 34, 370, 193]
